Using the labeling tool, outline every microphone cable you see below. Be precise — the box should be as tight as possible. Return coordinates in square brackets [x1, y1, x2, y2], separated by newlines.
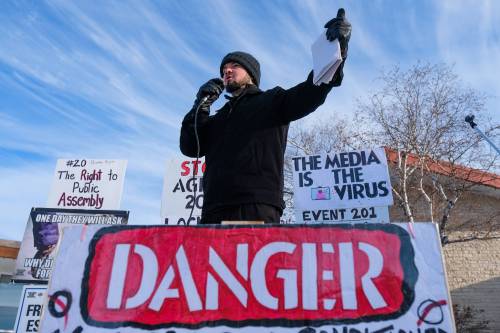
[185, 96, 208, 225]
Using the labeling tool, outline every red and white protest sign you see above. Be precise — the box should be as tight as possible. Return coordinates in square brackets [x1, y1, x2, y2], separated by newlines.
[161, 158, 205, 225]
[41, 224, 455, 332]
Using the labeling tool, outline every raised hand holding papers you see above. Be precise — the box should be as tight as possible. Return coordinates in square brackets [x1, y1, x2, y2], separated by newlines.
[311, 31, 343, 85]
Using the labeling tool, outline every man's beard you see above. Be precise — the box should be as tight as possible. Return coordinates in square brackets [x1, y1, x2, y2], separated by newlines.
[226, 75, 253, 93]
[225, 81, 243, 93]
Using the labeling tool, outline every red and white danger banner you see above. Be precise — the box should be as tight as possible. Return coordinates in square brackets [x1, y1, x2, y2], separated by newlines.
[41, 224, 455, 332]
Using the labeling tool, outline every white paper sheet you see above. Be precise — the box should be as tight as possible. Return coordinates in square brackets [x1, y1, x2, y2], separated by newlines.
[311, 30, 343, 85]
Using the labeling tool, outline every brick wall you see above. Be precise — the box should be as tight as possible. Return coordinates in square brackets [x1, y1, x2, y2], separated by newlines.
[444, 234, 500, 332]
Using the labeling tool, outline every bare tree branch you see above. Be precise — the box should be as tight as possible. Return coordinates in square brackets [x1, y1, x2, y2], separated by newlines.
[353, 62, 499, 244]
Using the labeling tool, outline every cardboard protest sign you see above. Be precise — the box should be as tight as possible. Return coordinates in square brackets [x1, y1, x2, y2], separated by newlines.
[13, 285, 47, 333]
[13, 208, 129, 282]
[47, 159, 127, 210]
[161, 158, 205, 225]
[292, 148, 393, 223]
[41, 223, 455, 333]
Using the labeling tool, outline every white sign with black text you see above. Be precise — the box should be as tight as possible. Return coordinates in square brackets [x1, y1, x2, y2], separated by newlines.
[14, 285, 47, 333]
[300, 205, 390, 223]
[161, 158, 205, 225]
[47, 159, 127, 210]
[292, 148, 393, 223]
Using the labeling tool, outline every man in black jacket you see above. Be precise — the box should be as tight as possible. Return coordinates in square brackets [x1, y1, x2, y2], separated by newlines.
[180, 9, 351, 224]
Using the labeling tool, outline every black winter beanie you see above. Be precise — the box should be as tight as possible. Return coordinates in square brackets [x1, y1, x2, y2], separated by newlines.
[220, 51, 261, 87]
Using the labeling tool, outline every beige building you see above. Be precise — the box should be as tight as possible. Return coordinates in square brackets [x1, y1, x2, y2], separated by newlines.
[0, 240, 22, 332]
[0, 240, 20, 282]
[386, 148, 500, 332]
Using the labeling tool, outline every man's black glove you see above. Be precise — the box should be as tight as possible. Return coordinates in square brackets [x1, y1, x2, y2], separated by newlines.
[194, 78, 224, 112]
[324, 8, 351, 60]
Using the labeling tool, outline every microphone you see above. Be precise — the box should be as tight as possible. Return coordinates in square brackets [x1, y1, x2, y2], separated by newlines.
[198, 79, 224, 106]
[199, 95, 210, 105]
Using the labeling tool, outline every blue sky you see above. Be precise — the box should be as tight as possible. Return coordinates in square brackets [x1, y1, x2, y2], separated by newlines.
[1, 0, 499, 241]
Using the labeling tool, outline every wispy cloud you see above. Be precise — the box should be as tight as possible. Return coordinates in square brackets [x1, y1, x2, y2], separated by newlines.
[434, 1, 500, 116]
[0, 0, 498, 241]
[0, 164, 52, 240]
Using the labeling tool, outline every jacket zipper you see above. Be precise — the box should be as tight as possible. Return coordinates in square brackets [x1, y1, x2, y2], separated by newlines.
[228, 92, 246, 116]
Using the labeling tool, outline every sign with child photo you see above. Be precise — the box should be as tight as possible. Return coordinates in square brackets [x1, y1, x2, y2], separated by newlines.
[292, 148, 393, 223]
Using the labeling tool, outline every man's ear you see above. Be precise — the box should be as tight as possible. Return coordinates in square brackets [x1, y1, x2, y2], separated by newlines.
[246, 73, 254, 85]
